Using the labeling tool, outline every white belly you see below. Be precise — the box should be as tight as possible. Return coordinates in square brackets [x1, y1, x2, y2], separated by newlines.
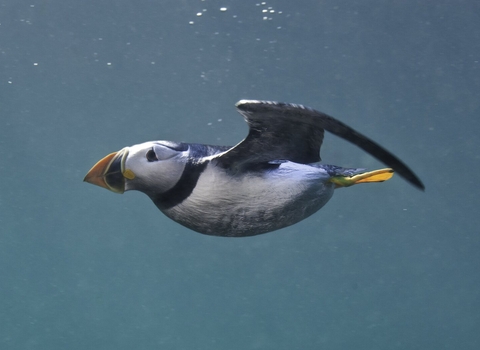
[162, 162, 334, 236]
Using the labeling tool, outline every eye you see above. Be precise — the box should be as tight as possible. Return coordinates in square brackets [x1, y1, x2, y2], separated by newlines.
[146, 148, 158, 162]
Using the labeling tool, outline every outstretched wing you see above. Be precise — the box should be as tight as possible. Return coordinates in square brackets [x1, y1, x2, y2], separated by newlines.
[216, 100, 424, 190]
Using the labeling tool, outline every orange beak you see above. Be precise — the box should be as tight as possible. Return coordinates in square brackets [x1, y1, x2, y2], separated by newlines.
[84, 149, 130, 193]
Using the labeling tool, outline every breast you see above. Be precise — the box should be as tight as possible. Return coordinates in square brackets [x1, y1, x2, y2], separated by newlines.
[161, 162, 335, 237]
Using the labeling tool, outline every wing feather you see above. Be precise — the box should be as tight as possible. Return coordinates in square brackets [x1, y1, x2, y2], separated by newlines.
[216, 100, 424, 190]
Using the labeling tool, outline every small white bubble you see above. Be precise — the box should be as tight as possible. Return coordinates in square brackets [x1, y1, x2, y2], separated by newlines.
[189, 21, 194, 25]
[151, 61, 155, 65]
[107, 62, 112, 65]
[196, 12, 202, 16]
[220, 7, 227, 12]
[8, 80, 12, 84]
[207, 122, 213, 126]
[33, 62, 38, 66]
[262, 9, 267, 13]
[270, 10, 275, 13]
[217, 118, 223, 122]
[263, 16, 268, 20]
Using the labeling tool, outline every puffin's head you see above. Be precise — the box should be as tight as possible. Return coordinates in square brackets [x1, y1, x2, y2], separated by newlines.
[84, 141, 188, 195]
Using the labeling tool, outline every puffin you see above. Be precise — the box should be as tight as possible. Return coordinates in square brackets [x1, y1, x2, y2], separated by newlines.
[84, 100, 424, 237]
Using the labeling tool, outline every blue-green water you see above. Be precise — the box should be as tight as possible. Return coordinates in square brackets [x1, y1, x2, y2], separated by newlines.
[1, 1, 479, 349]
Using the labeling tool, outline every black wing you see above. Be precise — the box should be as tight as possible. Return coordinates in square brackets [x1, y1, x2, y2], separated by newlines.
[216, 100, 424, 190]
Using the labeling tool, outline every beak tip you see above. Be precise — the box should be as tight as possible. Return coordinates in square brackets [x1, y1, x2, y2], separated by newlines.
[83, 173, 95, 184]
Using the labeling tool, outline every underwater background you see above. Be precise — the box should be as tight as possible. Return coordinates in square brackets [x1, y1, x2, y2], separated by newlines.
[1, 0, 479, 349]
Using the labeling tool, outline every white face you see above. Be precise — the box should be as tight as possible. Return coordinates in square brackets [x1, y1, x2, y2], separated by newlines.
[123, 141, 188, 195]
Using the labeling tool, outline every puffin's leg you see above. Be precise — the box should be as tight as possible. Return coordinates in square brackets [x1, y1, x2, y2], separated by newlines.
[330, 168, 394, 188]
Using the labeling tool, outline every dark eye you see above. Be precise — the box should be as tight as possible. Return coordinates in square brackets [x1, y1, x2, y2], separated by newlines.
[146, 148, 158, 162]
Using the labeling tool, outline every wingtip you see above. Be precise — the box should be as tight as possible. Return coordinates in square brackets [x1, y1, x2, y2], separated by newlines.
[414, 180, 426, 192]
[402, 171, 425, 191]
[403, 175, 425, 191]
